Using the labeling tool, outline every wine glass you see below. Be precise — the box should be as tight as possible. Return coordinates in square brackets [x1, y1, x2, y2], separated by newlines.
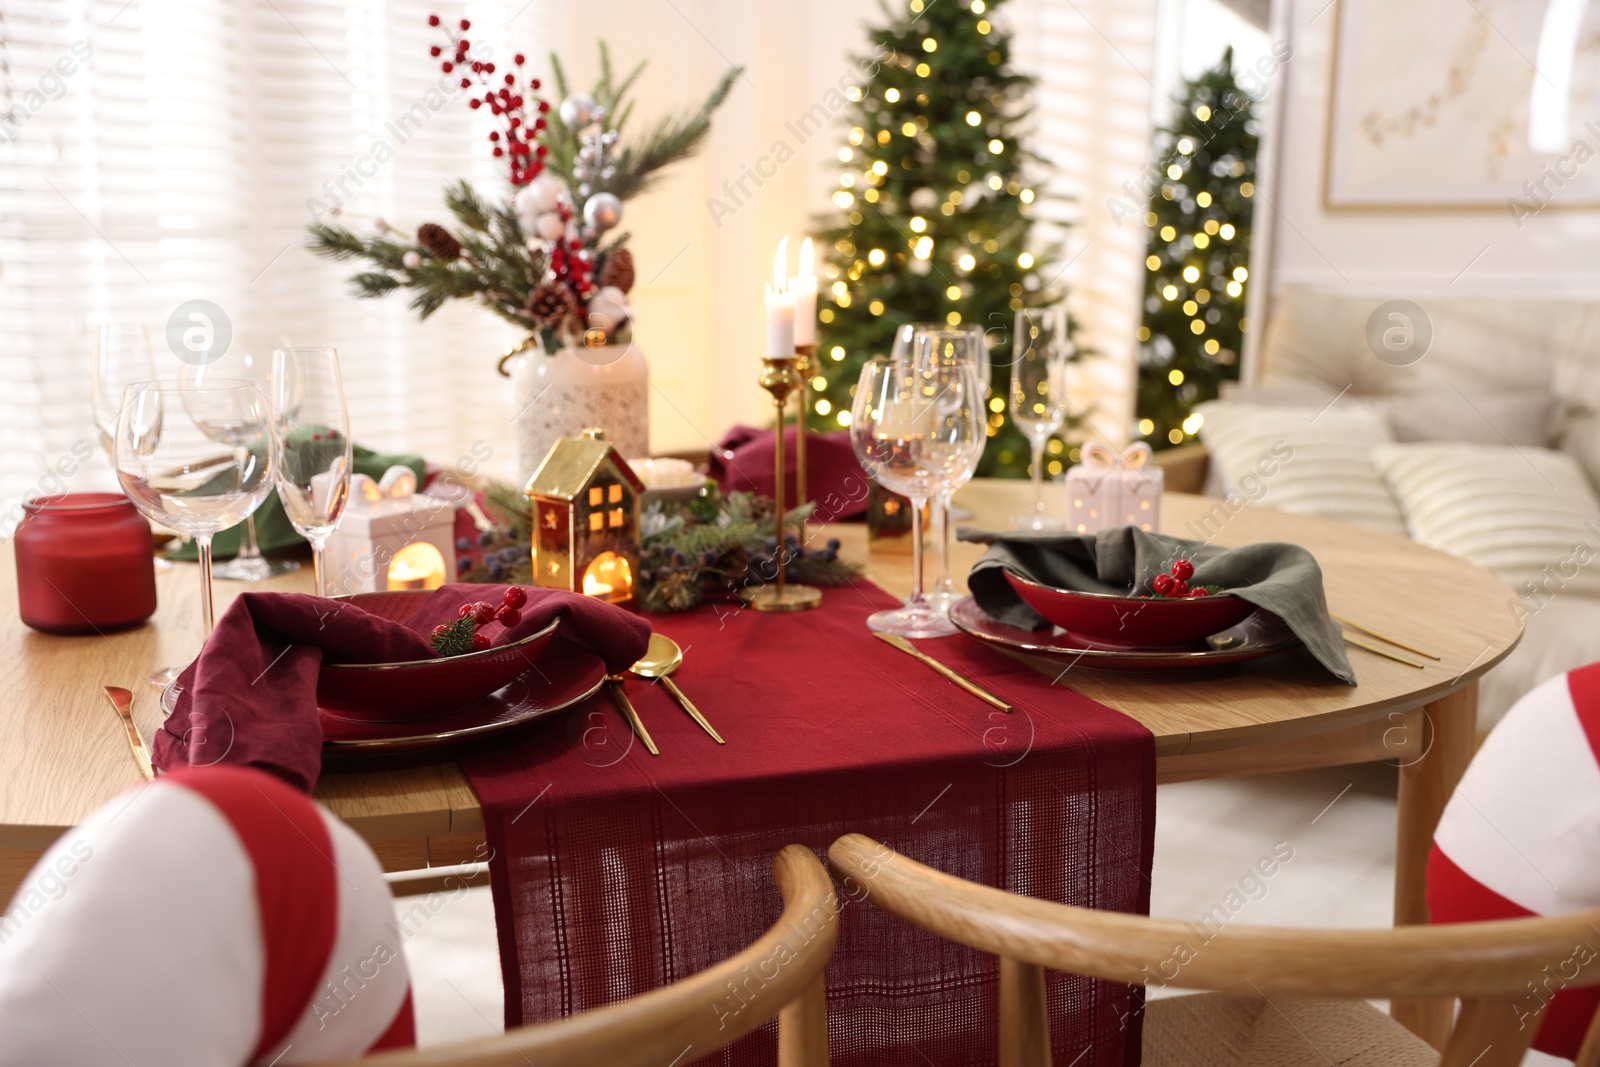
[91, 325, 156, 460]
[270, 348, 352, 597]
[114, 380, 276, 686]
[181, 344, 301, 581]
[1009, 308, 1071, 530]
[851, 343, 983, 637]
[890, 325, 991, 612]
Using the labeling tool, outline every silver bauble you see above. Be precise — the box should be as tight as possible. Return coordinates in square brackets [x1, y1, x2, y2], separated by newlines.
[582, 192, 623, 233]
[559, 93, 599, 130]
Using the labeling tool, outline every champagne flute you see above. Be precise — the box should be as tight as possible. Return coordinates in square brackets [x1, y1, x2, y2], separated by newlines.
[182, 345, 301, 580]
[1010, 308, 1071, 531]
[270, 348, 351, 597]
[114, 380, 275, 686]
[851, 343, 982, 637]
[91, 325, 155, 459]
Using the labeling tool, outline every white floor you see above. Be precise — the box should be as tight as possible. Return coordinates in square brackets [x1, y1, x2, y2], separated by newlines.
[399, 764, 1562, 1064]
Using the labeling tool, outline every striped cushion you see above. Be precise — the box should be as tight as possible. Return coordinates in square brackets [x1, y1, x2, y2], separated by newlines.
[1195, 401, 1407, 535]
[1429, 664, 1600, 1058]
[1373, 443, 1600, 598]
[0, 765, 413, 1066]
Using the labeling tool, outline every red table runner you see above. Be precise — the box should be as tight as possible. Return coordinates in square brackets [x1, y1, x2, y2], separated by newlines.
[459, 581, 1155, 1065]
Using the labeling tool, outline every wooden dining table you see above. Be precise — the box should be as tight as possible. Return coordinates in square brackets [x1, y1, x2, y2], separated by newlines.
[0, 481, 1520, 1049]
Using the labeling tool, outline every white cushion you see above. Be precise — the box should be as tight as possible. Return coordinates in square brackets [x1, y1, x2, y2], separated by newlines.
[1372, 443, 1600, 599]
[1257, 285, 1598, 477]
[1195, 401, 1408, 535]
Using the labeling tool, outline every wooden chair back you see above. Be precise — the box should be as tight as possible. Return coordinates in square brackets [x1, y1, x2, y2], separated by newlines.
[315, 844, 836, 1067]
[828, 833, 1600, 1067]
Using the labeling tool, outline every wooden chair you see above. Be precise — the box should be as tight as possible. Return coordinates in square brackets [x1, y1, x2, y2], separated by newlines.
[316, 845, 836, 1067]
[828, 833, 1600, 1067]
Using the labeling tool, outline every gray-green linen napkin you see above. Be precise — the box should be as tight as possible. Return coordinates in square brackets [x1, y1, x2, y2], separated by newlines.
[957, 525, 1355, 684]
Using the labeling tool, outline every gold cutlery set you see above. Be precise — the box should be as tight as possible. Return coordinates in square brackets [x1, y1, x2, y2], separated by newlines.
[609, 633, 724, 756]
[1334, 613, 1439, 669]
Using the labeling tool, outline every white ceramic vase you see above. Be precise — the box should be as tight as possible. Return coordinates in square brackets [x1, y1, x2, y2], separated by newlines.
[510, 339, 649, 485]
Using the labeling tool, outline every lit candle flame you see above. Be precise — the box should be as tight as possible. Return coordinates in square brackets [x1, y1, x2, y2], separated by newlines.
[797, 236, 814, 280]
[772, 235, 789, 294]
[582, 574, 613, 597]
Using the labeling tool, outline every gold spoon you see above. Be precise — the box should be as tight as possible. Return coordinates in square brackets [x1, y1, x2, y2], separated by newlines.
[631, 634, 725, 745]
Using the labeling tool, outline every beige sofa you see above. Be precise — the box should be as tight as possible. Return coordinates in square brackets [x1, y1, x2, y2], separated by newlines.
[1186, 285, 1600, 730]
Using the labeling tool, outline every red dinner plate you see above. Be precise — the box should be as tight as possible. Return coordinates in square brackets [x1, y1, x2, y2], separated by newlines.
[161, 648, 606, 756]
[317, 590, 563, 722]
[1001, 571, 1254, 649]
[949, 596, 1298, 672]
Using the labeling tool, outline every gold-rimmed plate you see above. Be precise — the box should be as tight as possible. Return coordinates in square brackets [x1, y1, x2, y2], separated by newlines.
[949, 596, 1300, 672]
[160, 648, 607, 755]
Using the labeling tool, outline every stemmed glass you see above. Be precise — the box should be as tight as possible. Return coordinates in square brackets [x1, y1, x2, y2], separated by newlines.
[1010, 308, 1071, 531]
[113, 380, 275, 686]
[181, 347, 301, 581]
[902, 323, 985, 607]
[270, 348, 352, 597]
[851, 342, 983, 637]
[91, 325, 156, 459]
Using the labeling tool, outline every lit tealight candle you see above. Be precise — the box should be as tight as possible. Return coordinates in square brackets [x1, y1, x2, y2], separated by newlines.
[790, 237, 817, 348]
[765, 236, 795, 358]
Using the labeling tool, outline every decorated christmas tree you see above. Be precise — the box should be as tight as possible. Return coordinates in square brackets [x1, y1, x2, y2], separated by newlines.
[812, 0, 1072, 478]
[1135, 49, 1258, 450]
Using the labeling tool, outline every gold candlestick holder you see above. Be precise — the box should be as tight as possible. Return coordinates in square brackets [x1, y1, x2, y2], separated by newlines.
[793, 343, 817, 516]
[741, 357, 823, 613]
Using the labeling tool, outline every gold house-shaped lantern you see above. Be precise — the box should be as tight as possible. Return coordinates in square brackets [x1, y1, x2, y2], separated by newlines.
[525, 429, 643, 606]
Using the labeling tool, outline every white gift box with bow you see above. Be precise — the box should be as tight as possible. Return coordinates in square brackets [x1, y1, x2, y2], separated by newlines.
[323, 464, 458, 595]
[1065, 440, 1163, 535]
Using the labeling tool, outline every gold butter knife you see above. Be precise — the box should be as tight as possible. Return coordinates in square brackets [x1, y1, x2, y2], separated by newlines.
[874, 632, 1013, 712]
[606, 676, 660, 756]
[103, 686, 155, 781]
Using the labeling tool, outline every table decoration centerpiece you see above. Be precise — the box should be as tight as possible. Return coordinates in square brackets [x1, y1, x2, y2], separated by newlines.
[308, 24, 739, 480]
[471, 480, 859, 614]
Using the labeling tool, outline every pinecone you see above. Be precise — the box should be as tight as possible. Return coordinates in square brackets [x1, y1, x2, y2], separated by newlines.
[526, 280, 577, 326]
[417, 222, 462, 261]
[597, 247, 635, 293]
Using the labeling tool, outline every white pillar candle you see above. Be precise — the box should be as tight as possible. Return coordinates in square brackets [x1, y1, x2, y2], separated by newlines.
[765, 236, 795, 357]
[790, 237, 817, 347]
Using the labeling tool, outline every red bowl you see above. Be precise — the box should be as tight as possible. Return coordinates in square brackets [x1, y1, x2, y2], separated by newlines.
[1001, 571, 1254, 649]
[316, 591, 562, 722]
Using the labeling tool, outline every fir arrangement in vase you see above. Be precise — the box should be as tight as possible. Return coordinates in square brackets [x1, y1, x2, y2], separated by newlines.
[308, 19, 738, 480]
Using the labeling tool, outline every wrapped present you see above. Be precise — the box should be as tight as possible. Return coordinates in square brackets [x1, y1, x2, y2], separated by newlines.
[1065, 440, 1163, 534]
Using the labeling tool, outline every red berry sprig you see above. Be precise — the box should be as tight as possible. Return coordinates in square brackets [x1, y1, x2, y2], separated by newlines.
[431, 587, 533, 656]
[427, 14, 549, 187]
[1146, 559, 1215, 599]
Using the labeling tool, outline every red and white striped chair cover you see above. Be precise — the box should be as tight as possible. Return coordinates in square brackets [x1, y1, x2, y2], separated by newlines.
[1429, 662, 1600, 1059]
[0, 765, 413, 1066]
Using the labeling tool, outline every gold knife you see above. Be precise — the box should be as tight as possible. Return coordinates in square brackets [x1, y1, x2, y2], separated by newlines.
[606, 676, 660, 756]
[103, 686, 155, 781]
[874, 632, 1013, 712]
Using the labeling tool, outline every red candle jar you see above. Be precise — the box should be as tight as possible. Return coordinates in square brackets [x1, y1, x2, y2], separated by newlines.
[14, 493, 158, 635]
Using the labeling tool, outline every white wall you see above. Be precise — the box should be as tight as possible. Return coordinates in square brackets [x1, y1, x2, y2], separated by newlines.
[1265, 0, 1600, 305]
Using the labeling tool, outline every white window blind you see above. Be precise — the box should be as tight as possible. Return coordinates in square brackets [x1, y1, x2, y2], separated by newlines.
[0, 0, 529, 525]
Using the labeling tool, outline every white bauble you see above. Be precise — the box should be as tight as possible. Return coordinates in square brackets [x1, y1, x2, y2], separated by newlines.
[582, 192, 623, 233]
[516, 174, 565, 215]
[402, 251, 421, 269]
[559, 93, 599, 130]
[534, 212, 567, 241]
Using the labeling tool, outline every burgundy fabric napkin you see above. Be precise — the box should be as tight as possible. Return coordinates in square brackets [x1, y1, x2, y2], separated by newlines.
[152, 583, 651, 792]
[709, 424, 869, 521]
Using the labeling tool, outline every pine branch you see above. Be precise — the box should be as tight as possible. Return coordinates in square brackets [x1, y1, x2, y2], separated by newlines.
[606, 65, 740, 201]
